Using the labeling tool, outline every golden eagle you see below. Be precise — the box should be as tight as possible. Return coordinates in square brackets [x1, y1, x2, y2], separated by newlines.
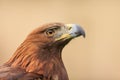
[0, 23, 85, 80]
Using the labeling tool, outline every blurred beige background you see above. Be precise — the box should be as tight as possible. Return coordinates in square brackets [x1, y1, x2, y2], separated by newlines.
[0, 0, 120, 80]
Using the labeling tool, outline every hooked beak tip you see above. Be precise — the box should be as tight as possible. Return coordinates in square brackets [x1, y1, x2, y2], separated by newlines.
[66, 24, 86, 38]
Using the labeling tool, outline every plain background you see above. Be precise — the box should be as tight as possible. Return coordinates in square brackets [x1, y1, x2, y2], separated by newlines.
[0, 0, 120, 80]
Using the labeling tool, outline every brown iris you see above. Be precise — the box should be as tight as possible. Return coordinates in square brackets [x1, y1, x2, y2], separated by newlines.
[46, 29, 56, 37]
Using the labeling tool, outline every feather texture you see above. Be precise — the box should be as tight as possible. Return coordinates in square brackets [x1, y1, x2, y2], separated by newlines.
[0, 23, 85, 80]
[0, 23, 69, 80]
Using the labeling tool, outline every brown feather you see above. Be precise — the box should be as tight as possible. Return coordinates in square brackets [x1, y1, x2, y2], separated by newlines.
[0, 23, 69, 80]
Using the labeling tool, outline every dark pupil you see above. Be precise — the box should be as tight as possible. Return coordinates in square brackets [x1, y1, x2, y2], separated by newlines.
[49, 31, 53, 34]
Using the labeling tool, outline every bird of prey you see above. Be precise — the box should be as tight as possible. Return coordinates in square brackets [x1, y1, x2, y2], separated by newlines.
[0, 23, 85, 80]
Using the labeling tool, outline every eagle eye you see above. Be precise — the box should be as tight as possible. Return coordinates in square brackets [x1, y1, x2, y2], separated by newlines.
[45, 29, 55, 37]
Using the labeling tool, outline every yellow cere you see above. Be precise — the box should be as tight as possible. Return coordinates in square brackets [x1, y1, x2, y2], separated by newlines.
[55, 33, 71, 41]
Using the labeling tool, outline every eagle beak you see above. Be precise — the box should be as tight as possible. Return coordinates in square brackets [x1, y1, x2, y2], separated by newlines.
[65, 24, 85, 38]
[55, 24, 85, 41]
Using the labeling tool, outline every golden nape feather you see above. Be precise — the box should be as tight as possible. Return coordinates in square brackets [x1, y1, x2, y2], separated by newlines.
[0, 23, 85, 80]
